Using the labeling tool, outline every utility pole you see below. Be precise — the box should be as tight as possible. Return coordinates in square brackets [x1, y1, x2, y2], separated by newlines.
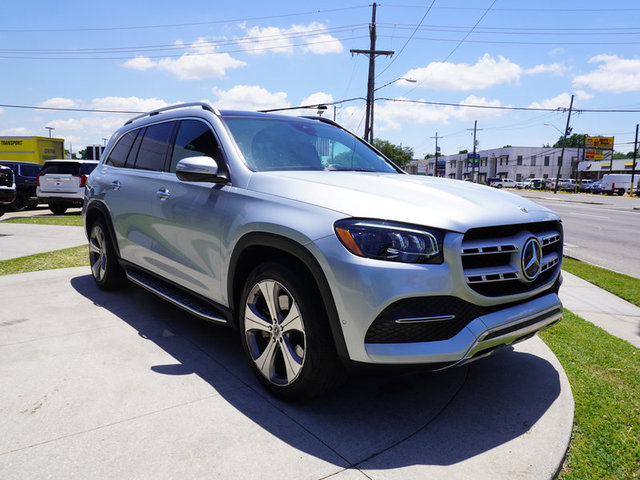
[553, 94, 574, 194]
[631, 123, 638, 196]
[350, 3, 393, 143]
[430, 132, 440, 176]
[467, 121, 482, 182]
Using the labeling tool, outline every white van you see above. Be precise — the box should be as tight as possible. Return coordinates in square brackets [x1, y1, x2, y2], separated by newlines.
[600, 174, 640, 196]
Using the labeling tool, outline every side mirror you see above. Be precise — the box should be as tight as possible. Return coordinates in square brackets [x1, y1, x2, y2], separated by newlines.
[175, 156, 228, 184]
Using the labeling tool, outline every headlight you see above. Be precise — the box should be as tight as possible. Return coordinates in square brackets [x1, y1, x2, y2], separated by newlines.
[334, 219, 444, 264]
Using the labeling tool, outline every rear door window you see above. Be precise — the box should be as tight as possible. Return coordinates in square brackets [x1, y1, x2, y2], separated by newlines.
[134, 122, 176, 171]
[40, 162, 80, 175]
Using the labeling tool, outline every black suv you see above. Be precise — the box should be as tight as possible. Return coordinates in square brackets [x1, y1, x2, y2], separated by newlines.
[0, 165, 16, 217]
[0, 161, 41, 211]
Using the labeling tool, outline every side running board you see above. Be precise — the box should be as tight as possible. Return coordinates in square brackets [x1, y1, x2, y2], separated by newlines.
[126, 269, 228, 325]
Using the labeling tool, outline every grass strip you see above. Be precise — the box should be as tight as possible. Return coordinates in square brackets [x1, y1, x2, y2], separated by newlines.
[540, 312, 640, 479]
[3, 215, 83, 227]
[562, 257, 640, 308]
[0, 245, 88, 276]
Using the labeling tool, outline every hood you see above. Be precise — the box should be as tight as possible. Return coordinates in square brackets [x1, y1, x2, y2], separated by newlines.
[247, 171, 560, 233]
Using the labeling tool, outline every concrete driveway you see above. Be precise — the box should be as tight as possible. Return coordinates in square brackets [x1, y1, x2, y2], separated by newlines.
[0, 267, 573, 480]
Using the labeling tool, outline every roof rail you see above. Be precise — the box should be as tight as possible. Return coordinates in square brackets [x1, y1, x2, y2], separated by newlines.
[124, 102, 219, 125]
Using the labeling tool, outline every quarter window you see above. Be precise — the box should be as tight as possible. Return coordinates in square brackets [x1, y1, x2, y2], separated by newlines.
[106, 131, 138, 168]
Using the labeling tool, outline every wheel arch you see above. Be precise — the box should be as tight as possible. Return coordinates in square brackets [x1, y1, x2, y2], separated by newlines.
[84, 200, 121, 257]
[228, 232, 349, 360]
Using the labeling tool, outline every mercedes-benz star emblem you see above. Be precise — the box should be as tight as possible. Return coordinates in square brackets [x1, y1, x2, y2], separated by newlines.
[521, 238, 542, 281]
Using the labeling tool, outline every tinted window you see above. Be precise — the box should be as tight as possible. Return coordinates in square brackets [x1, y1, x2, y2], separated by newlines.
[135, 122, 175, 171]
[169, 120, 219, 172]
[40, 162, 81, 175]
[222, 116, 398, 173]
[20, 164, 41, 177]
[125, 128, 144, 168]
[81, 163, 98, 175]
[106, 131, 138, 168]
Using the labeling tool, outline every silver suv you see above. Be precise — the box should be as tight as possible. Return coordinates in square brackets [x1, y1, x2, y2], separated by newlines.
[83, 103, 564, 400]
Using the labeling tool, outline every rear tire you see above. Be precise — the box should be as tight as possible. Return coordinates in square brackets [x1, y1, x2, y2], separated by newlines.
[11, 192, 27, 212]
[49, 203, 67, 215]
[0, 204, 7, 218]
[88, 218, 127, 290]
[239, 261, 344, 401]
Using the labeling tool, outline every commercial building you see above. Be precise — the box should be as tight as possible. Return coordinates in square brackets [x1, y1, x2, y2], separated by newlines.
[409, 146, 579, 183]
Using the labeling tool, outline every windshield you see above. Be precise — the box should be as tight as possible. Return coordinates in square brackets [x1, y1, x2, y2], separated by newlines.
[222, 116, 399, 173]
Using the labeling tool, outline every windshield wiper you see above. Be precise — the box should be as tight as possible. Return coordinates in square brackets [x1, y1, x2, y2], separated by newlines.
[326, 166, 378, 172]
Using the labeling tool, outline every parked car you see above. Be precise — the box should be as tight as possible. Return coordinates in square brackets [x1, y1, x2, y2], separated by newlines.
[489, 178, 517, 189]
[589, 179, 603, 194]
[577, 179, 594, 192]
[0, 165, 17, 218]
[0, 160, 41, 211]
[560, 179, 576, 191]
[37, 159, 99, 214]
[531, 178, 546, 190]
[522, 179, 534, 189]
[600, 174, 640, 196]
[84, 103, 564, 400]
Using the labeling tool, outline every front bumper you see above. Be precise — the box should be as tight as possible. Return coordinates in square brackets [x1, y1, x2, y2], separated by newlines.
[364, 292, 562, 365]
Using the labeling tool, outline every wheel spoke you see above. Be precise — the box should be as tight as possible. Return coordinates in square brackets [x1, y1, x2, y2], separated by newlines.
[258, 280, 279, 323]
[255, 338, 279, 380]
[89, 241, 101, 255]
[244, 304, 273, 333]
[280, 337, 303, 383]
[280, 302, 303, 334]
[91, 255, 104, 281]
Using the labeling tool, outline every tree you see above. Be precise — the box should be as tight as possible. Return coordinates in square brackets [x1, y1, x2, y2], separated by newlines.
[424, 153, 434, 159]
[553, 134, 586, 148]
[502, 145, 512, 148]
[613, 151, 631, 159]
[458, 149, 468, 154]
[77, 148, 88, 159]
[372, 139, 414, 168]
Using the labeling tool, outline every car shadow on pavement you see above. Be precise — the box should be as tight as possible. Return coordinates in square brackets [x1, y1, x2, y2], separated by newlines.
[71, 274, 561, 469]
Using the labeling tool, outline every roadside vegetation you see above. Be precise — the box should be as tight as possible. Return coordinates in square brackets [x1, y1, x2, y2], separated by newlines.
[562, 257, 640, 307]
[0, 245, 88, 276]
[3, 215, 83, 227]
[540, 312, 640, 479]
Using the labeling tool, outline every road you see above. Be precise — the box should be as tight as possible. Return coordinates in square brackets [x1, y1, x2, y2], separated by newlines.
[514, 190, 640, 278]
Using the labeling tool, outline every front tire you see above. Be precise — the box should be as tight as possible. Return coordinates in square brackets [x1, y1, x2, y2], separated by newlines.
[89, 218, 127, 290]
[11, 192, 27, 211]
[239, 261, 343, 401]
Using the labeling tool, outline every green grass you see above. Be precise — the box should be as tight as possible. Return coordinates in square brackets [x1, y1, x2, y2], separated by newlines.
[562, 257, 640, 307]
[3, 215, 83, 227]
[0, 245, 89, 276]
[540, 312, 640, 479]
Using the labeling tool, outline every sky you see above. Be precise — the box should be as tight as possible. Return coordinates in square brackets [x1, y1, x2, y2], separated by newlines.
[1, 0, 640, 159]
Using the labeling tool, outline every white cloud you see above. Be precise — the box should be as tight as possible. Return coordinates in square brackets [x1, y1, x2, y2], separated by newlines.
[548, 48, 565, 58]
[525, 63, 570, 76]
[239, 22, 343, 55]
[0, 127, 29, 136]
[39, 97, 77, 109]
[123, 38, 246, 81]
[296, 92, 335, 116]
[573, 54, 640, 93]
[528, 91, 593, 110]
[211, 85, 288, 111]
[404, 54, 523, 91]
[372, 95, 506, 131]
[90, 96, 168, 113]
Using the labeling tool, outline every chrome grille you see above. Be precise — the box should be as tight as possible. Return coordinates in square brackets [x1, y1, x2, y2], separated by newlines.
[461, 221, 563, 297]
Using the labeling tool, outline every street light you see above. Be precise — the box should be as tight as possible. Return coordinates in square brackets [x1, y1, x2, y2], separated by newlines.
[374, 77, 416, 92]
[544, 123, 564, 135]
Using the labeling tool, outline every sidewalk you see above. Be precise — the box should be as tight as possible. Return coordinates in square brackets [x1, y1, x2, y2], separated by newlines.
[0, 222, 86, 260]
[559, 271, 640, 348]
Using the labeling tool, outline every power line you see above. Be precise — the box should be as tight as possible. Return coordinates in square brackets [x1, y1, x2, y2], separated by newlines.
[0, 6, 369, 33]
[441, 0, 497, 63]
[375, 0, 436, 79]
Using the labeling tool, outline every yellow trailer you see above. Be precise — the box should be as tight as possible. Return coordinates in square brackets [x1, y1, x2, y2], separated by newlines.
[0, 137, 65, 164]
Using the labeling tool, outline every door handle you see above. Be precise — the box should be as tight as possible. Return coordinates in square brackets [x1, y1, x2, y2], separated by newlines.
[110, 181, 121, 190]
[156, 187, 171, 200]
